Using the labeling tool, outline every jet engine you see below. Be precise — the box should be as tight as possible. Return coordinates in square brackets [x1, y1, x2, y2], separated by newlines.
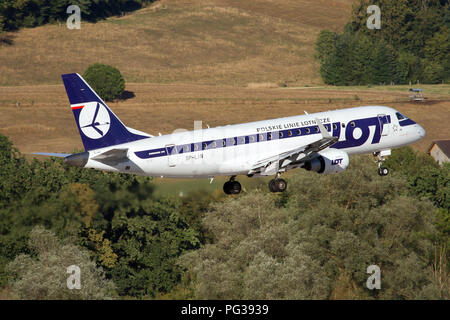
[303, 149, 349, 174]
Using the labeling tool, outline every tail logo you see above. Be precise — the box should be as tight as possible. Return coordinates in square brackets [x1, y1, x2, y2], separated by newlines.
[78, 102, 111, 139]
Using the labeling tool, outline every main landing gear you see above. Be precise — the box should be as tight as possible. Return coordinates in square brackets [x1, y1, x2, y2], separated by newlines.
[223, 176, 242, 195]
[374, 151, 390, 176]
[223, 175, 288, 194]
[269, 174, 287, 193]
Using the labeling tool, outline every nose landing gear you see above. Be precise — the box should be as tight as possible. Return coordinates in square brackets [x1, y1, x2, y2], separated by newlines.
[374, 151, 390, 176]
[223, 176, 242, 195]
[378, 166, 389, 176]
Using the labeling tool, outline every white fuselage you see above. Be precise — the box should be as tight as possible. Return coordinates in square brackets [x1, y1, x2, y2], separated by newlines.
[84, 106, 425, 178]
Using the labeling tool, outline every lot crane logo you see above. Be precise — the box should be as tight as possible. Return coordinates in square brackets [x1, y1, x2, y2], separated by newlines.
[78, 102, 111, 139]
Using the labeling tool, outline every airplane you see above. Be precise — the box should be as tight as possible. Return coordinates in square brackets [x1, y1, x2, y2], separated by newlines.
[34, 73, 426, 194]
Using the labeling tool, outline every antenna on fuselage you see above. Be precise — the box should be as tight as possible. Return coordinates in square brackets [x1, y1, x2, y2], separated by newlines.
[304, 111, 309, 115]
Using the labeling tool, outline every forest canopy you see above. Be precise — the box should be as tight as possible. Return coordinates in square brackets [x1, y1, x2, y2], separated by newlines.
[0, 0, 156, 31]
[315, 0, 450, 85]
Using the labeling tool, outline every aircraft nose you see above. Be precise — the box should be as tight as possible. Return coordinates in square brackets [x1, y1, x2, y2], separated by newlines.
[417, 124, 426, 138]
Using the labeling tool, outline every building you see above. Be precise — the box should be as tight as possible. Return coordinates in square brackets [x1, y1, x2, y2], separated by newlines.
[428, 140, 450, 165]
[408, 88, 424, 101]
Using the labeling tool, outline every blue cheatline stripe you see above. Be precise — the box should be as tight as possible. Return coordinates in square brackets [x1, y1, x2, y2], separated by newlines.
[134, 122, 339, 160]
[398, 118, 416, 127]
[134, 115, 393, 160]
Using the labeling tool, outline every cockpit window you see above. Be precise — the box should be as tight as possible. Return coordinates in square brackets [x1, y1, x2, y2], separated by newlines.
[396, 112, 407, 121]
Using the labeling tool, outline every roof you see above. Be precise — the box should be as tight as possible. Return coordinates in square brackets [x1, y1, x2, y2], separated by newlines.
[429, 139, 450, 157]
[409, 88, 424, 92]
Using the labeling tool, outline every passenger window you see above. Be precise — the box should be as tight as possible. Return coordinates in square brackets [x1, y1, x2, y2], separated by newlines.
[259, 134, 264, 141]
[305, 128, 310, 134]
[288, 130, 292, 137]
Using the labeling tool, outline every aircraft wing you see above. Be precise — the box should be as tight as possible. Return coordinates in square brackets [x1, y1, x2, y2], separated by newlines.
[249, 118, 338, 175]
[90, 148, 129, 165]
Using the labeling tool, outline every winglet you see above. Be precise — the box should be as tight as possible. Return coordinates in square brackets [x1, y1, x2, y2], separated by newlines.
[315, 118, 332, 139]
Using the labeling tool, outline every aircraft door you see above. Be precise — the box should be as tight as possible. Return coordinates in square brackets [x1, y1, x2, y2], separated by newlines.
[165, 144, 176, 167]
[378, 114, 390, 136]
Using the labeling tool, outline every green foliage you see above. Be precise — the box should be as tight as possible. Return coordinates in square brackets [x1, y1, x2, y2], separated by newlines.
[0, 134, 201, 298]
[6, 226, 117, 299]
[105, 196, 200, 297]
[178, 190, 222, 245]
[181, 156, 448, 299]
[320, 30, 403, 85]
[314, 30, 337, 64]
[1, 133, 448, 299]
[317, 0, 450, 85]
[384, 147, 448, 210]
[83, 63, 125, 101]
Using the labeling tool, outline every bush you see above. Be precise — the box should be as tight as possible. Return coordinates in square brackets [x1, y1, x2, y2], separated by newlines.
[83, 64, 125, 101]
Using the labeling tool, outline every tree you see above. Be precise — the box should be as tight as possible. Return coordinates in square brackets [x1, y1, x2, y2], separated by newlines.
[422, 60, 446, 84]
[83, 63, 125, 101]
[317, 0, 449, 85]
[314, 30, 337, 64]
[108, 196, 201, 297]
[6, 226, 117, 299]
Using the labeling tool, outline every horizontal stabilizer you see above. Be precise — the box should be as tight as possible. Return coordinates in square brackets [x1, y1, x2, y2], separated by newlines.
[32, 152, 72, 158]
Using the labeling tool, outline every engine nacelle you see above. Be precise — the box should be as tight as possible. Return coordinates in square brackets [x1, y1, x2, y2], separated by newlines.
[303, 149, 349, 174]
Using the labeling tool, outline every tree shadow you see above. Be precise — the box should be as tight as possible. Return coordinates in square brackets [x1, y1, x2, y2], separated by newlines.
[0, 33, 15, 46]
[118, 90, 136, 101]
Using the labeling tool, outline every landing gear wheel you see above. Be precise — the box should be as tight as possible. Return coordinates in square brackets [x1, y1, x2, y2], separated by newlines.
[269, 179, 277, 193]
[223, 180, 241, 194]
[223, 181, 232, 194]
[269, 178, 287, 193]
[378, 167, 389, 176]
[374, 151, 390, 177]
